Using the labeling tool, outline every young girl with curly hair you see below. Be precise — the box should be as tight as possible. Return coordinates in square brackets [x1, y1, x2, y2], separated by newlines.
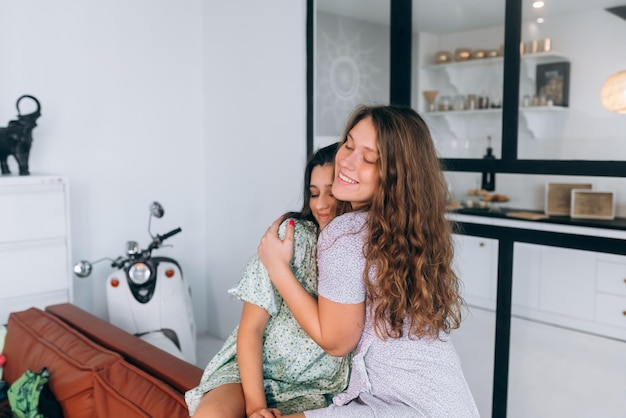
[258, 105, 479, 417]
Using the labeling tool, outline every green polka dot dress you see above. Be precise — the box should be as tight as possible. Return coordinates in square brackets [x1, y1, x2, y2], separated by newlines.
[185, 219, 351, 416]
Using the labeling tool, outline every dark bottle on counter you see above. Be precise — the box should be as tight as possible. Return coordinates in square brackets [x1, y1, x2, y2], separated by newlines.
[481, 136, 496, 192]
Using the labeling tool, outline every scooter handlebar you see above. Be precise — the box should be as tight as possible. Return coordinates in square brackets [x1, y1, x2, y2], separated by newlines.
[146, 227, 182, 252]
[159, 227, 182, 241]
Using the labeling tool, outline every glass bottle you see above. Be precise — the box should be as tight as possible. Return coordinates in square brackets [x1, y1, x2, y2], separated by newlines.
[481, 136, 496, 191]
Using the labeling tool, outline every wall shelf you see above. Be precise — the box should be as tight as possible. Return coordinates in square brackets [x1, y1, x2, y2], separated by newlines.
[423, 106, 568, 139]
[425, 106, 566, 117]
[422, 51, 569, 100]
[423, 51, 568, 71]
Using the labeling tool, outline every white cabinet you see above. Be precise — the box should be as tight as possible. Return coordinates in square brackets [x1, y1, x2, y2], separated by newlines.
[0, 176, 72, 324]
[453, 234, 498, 310]
[454, 234, 626, 341]
[511, 244, 626, 341]
[539, 246, 596, 320]
[511, 242, 542, 310]
[594, 254, 626, 332]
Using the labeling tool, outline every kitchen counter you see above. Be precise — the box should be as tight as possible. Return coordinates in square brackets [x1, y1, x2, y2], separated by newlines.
[447, 206, 626, 240]
[451, 206, 626, 231]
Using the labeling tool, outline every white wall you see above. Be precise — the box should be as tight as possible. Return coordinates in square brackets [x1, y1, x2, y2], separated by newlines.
[0, 0, 307, 340]
[203, 1, 307, 338]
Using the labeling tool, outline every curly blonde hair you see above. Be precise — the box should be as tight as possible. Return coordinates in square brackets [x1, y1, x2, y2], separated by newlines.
[340, 105, 463, 340]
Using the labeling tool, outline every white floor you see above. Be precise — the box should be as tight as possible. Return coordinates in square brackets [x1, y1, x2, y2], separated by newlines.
[195, 309, 626, 418]
[196, 332, 226, 369]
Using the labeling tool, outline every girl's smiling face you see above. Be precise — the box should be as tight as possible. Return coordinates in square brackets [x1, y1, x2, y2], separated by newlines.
[309, 163, 336, 230]
[333, 116, 380, 209]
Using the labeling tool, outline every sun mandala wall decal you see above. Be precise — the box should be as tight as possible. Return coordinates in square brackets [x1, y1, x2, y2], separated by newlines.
[316, 13, 387, 137]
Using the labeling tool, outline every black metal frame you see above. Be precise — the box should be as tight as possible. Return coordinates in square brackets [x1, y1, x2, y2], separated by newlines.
[306, 0, 315, 158]
[306, 0, 626, 416]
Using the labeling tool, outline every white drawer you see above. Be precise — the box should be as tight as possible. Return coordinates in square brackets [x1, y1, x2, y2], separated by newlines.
[595, 293, 626, 329]
[596, 261, 626, 297]
[0, 184, 67, 243]
[0, 239, 69, 299]
[0, 291, 69, 325]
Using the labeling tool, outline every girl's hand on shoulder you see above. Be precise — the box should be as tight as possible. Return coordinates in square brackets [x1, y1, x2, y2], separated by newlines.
[257, 217, 295, 274]
[248, 407, 282, 418]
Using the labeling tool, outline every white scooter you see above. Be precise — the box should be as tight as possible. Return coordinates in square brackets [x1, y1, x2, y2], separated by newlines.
[73, 202, 196, 364]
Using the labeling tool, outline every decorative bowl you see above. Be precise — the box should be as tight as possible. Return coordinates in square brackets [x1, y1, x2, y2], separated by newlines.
[454, 48, 472, 61]
[434, 51, 452, 64]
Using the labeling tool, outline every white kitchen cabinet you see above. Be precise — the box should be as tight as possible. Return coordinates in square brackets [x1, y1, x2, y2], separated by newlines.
[594, 254, 626, 335]
[0, 175, 72, 324]
[453, 230, 626, 341]
[538, 246, 596, 321]
[511, 242, 542, 310]
[510, 244, 626, 341]
[453, 233, 498, 310]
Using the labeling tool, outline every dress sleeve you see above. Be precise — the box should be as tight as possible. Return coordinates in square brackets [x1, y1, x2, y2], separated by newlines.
[317, 214, 367, 304]
[228, 254, 282, 316]
[228, 219, 318, 316]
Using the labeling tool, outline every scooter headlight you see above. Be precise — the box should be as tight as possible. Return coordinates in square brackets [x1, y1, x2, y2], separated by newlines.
[128, 262, 152, 285]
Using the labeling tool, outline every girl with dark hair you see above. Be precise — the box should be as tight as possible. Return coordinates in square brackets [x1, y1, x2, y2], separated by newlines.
[187, 143, 351, 417]
[259, 105, 479, 417]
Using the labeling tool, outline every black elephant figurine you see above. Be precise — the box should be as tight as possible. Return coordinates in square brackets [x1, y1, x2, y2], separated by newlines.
[0, 95, 42, 175]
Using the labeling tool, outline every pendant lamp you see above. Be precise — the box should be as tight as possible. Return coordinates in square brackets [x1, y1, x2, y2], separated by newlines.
[601, 70, 626, 113]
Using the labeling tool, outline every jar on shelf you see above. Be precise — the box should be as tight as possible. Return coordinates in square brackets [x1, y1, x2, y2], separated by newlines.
[438, 95, 452, 111]
[478, 96, 490, 109]
[466, 94, 477, 110]
[453, 95, 466, 111]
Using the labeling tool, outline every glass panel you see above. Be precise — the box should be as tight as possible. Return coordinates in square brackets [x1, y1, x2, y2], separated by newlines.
[518, 1, 626, 160]
[412, 0, 506, 160]
[314, 0, 390, 149]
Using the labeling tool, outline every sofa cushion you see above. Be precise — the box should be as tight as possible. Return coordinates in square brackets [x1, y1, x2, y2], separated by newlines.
[4, 308, 190, 418]
[45, 303, 202, 394]
[4, 307, 120, 417]
[93, 361, 189, 417]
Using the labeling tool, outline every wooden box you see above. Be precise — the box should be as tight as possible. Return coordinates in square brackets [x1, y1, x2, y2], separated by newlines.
[545, 182, 592, 215]
[570, 189, 615, 220]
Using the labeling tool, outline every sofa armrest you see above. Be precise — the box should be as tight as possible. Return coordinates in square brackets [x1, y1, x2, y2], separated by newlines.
[45, 303, 202, 394]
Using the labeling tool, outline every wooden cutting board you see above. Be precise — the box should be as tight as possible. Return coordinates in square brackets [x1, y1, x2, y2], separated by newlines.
[506, 211, 549, 220]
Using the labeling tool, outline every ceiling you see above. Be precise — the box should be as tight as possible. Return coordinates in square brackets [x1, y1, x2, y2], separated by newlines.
[317, 0, 626, 34]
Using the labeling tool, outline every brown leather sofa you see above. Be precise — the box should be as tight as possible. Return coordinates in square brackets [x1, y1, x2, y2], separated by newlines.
[2, 303, 203, 417]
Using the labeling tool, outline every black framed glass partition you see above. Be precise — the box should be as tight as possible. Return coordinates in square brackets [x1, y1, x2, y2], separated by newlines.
[307, 1, 626, 417]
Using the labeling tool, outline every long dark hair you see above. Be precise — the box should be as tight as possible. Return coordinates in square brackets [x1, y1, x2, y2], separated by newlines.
[285, 143, 351, 227]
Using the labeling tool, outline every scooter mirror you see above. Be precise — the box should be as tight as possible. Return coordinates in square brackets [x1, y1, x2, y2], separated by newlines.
[150, 202, 164, 219]
[73, 260, 93, 278]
